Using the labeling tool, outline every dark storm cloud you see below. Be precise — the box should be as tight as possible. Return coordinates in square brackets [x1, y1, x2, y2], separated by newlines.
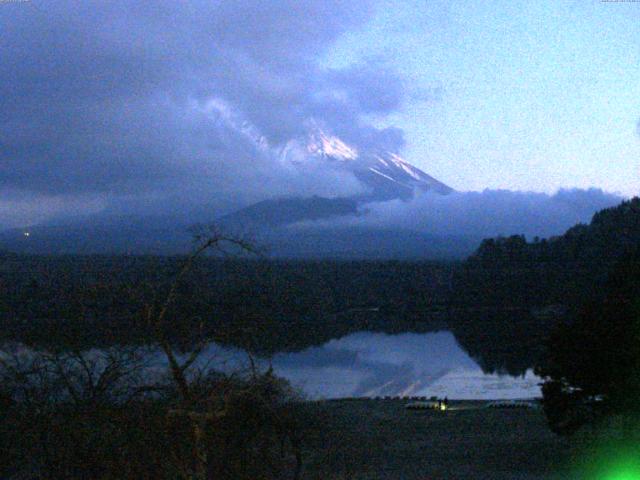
[1, 0, 405, 224]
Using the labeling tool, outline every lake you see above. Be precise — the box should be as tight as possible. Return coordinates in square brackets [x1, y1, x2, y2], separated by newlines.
[199, 330, 542, 400]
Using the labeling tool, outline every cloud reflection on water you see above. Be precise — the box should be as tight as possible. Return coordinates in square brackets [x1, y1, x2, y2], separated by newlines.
[268, 331, 541, 399]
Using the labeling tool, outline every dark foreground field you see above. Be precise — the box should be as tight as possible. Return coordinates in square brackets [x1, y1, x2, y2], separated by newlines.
[296, 399, 571, 480]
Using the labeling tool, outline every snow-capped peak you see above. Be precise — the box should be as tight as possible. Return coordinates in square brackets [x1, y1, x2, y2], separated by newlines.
[279, 128, 453, 199]
[385, 153, 429, 181]
[306, 131, 358, 161]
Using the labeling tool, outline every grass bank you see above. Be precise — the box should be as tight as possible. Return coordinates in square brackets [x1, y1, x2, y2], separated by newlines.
[296, 399, 572, 480]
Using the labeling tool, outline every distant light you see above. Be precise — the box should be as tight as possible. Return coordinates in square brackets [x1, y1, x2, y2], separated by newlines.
[23, 232, 30, 237]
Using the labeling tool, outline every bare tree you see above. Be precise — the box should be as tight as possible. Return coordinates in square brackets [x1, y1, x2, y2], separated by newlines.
[144, 226, 301, 480]
[146, 226, 258, 403]
[0, 226, 302, 480]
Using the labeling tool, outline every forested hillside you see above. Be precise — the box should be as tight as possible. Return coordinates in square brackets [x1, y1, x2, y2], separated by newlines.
[2, 199, 638, 374]
[0, 255, 451, 353]
[451, 197, 640, 374]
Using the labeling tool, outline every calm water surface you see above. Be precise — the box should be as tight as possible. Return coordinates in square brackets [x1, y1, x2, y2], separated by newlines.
[201, 331, 542, 400]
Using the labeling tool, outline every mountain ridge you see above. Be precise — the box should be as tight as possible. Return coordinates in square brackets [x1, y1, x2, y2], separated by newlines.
[280, 130, 453, 201]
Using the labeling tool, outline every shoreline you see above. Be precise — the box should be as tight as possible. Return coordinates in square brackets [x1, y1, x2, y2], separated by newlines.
[296, 398, 568, 479]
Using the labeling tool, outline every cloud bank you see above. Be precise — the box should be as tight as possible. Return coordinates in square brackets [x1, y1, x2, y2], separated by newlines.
[0, 1, 628, 236]
[291, 188, 623, 239]
[0, 0, 404, 227]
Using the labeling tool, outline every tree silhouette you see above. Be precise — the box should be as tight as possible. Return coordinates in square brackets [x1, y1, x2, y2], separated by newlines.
[536, 245, 640, 435]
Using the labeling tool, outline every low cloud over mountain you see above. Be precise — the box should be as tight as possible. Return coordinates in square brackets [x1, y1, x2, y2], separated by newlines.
[295, 187, 622, 239]
[0, 1, 630, 258]
[0, 0, 406, 227]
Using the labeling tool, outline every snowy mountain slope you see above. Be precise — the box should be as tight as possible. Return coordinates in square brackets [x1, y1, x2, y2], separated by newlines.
[280, 130, 453, 200]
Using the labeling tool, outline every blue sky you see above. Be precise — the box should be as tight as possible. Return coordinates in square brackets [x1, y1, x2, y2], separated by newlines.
[327, 0, 640, 195]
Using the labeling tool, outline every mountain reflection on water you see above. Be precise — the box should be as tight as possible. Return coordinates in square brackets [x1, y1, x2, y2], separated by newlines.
[201, 331, 542, 400]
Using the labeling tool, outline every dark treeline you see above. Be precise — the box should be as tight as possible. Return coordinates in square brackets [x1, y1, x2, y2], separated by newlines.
[2, 199, 638, 479]
[1, 234, 311, 480]
[2, 198, 638, 375]
[537, 245, 640, 436]
[450, 197, 640, 374]
[0, 255, 452, 355]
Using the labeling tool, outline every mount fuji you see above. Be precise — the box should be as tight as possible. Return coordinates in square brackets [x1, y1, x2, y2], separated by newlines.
[209, 132, 477, 259]
[0, 132, 479, 259]
[281, 131, 452, 200]
[220, 131, 453, 229]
